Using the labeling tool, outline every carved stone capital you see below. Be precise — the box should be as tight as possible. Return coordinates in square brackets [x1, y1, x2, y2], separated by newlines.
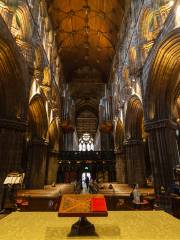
[114, 149, 124, 155]
[0, 118, 27, 132]
[16, 39, 34, 70]
[48, 150, 59, 156]
[61, 120, 75, 133]
[144, 119, 177, 132]
[30, 138, 49, 146]
[33, 69, 44, 82]
[99, 121, 113, 133]
[124, 139, 143, 145]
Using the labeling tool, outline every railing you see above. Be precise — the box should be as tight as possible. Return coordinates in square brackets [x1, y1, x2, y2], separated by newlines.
[58, 151, 115, 162]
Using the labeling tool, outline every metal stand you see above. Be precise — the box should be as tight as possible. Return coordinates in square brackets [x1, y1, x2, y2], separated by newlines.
[69, 217, 96, 236]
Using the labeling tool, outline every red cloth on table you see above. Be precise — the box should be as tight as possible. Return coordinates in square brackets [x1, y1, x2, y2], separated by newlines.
[91, 197, 107, 212]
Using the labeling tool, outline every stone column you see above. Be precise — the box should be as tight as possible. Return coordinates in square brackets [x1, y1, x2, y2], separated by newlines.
[101, 132, 114, 151]
[108, 164, 116, 182]
[0, 119, 27, 210]
[115, 150, 126, 183]
[125, 139, 146, 186]
[46, 151, 59, 185]
[145, 119, 179, 193]
[63, 132, 74, 151]
[27, 138, 48, 188]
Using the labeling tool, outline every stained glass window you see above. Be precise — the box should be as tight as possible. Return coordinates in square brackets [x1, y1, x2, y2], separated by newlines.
[79, 133, 94, 151]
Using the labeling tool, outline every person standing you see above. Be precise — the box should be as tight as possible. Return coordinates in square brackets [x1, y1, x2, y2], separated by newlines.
[131, 184, 141, 209]
[85, 176, 90, 189]
[133, 184, 141, 204]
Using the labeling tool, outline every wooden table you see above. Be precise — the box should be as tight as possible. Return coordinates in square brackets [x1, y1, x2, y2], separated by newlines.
[58, 194, 108, 235]
[171, 195, 180, 219]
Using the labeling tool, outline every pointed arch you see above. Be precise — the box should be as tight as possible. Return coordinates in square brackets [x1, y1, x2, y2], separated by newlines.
[145, 28, 180, 121]
[28, 94, 48, 140]
[139, 7, 154, 42]
[125, 95, 144, 140]
[115, 119, 124, 151]
[11, 3, 33, 41]
[0, 16, 28, 120]
[125, 95, 146, 186]
[48, 119, 59, 152]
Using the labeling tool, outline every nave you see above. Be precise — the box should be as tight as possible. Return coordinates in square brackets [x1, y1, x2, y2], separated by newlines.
[0, 0, 180, 239]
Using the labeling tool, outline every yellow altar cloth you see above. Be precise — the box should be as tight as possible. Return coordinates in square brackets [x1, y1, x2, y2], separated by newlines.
[0, 211, 179, 240]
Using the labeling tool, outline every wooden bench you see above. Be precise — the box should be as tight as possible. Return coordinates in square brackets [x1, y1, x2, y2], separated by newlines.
[98, 183, 154, 210]
[16, 184, 76, 211]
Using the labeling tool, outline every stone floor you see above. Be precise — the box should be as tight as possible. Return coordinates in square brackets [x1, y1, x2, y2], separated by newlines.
[0, 211, 179, 240]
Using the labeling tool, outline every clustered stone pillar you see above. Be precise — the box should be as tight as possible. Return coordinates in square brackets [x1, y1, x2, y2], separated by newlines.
[108, 165, 116, 182]
[27, 138, 48, 188]
[125, 139, 146, 186]
[145, 119, 179, 193]
[46, 152, 59, 185]
[63, 131, 74, 151]
[115, 150, 126, 183]
[101, 132, 114, 151]
[0, 119, 27, 210]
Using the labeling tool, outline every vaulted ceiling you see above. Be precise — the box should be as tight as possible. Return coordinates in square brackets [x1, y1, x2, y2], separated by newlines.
[47, 0, 125, 137]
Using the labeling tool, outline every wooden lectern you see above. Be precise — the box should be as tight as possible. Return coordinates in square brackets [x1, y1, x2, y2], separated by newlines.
[3, 172, 25, 210]
[58, 194, 108, 236]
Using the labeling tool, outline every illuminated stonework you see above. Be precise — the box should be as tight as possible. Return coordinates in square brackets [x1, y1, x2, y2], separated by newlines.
[0, 0, 179, 207]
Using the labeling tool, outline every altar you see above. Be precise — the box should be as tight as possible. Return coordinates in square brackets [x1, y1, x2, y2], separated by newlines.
[0, 211, 180, 240]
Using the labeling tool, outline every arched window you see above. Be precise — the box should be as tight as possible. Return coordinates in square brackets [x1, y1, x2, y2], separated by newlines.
[79, 133, 94, 151]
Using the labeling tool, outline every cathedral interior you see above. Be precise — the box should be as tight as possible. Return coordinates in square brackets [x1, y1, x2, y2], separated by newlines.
[0, 0, 180, 239]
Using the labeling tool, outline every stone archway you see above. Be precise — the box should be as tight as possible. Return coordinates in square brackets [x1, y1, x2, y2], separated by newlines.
[0, 16, 28, 209]
[125, 95, 146, 186]
[27, 94, 48, 188]
[144, 28, 180, 193]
